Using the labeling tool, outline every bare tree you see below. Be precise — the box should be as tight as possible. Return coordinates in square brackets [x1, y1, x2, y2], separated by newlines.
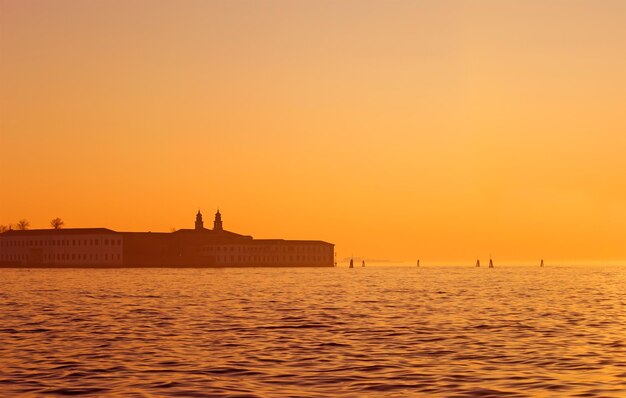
[50, 217, 64, 229]
[16, 219, 29, 230]
[0, 224, 9, 233]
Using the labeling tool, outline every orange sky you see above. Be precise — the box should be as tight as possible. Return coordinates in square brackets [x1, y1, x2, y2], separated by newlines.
[1, 1, 625, 264]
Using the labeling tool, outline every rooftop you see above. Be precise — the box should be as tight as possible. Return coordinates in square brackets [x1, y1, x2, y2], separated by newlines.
[1, 228, 117, 236]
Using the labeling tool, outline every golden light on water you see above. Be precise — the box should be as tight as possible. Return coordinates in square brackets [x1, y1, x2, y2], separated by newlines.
[2, 3, 626, 394]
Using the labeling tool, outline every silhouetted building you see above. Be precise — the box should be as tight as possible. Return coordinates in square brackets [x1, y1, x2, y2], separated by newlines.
[0, 211, 334, 268]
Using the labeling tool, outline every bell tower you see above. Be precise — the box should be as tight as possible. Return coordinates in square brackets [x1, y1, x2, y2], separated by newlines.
[195, 210, 204, 230]
[213, 209, 223, 231]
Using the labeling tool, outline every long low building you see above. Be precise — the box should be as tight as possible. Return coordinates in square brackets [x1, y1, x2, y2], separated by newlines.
[0, 211, 335, 267]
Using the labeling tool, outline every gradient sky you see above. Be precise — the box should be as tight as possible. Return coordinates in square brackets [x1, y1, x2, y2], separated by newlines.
[1, 1, 625, 264]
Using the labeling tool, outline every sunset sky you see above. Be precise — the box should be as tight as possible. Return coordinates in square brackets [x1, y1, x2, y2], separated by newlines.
[1, 1, 625, 264]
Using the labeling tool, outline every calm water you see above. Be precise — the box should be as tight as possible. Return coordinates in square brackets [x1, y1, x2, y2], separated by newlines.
[1, 266, 625, 397]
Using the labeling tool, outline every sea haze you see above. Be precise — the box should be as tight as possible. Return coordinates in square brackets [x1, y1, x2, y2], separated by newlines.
[0, 266, 625, 397]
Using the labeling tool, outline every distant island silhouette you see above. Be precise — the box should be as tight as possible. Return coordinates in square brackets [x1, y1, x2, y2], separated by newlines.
[0, 210, 334, 268]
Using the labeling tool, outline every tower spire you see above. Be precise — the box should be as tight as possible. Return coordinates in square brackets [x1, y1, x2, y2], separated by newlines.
[213, 209, 223, 231]
[195, 210, 204, 230]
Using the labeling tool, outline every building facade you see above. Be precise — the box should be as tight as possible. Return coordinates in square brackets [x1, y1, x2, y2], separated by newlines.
[0, 211, 334, 268]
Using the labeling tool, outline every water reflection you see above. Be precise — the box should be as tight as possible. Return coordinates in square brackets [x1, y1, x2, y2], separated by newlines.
[0, 266, 625, 396]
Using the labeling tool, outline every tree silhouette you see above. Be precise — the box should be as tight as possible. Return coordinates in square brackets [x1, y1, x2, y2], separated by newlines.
[16, 219, 29, 230]
[50, 217, 64, 229]
[0, 224, 9, 233]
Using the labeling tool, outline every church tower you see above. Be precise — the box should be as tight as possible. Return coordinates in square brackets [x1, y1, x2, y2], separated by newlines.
[195, 210, 204, 230]
[213, 209, 223, 231]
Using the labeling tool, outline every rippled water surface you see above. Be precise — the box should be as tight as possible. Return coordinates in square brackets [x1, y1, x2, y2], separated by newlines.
[1, 266, 625, 397]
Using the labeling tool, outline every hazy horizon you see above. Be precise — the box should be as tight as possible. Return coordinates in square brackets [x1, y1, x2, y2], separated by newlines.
[2, 1, 626, 264]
